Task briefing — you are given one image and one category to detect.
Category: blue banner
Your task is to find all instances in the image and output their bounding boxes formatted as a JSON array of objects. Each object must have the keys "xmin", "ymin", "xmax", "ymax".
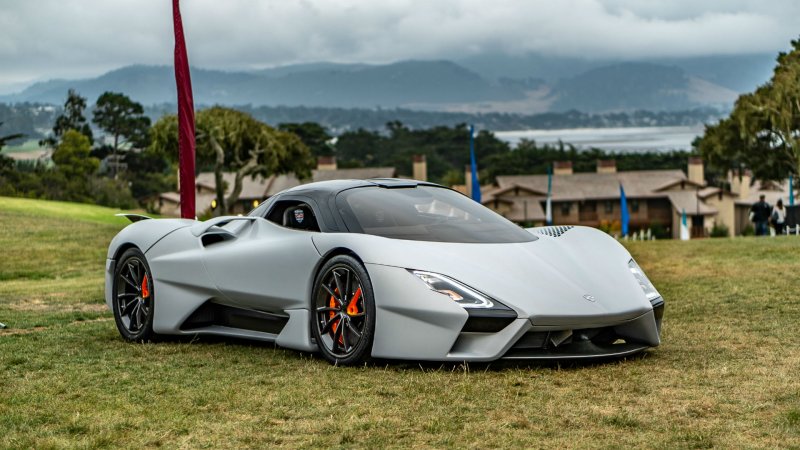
[
  {"xmin": 620, "ymin": 184, "xmax": 629, "ymax": 236},
  {"xmin": 469, "ymin": 125, "xmax": 481, "ymax": 202}
]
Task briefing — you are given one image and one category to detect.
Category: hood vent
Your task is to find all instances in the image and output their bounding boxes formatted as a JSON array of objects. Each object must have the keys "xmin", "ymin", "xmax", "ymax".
[{"xmin": 532, "ymin": 226, "xmax": 574, "ymax": 238}]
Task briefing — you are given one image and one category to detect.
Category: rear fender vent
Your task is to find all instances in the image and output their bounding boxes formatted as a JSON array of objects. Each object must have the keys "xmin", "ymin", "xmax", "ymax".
[{"xmin": 532, "ymin": 226, "xmax": 574, "ymax": 238}]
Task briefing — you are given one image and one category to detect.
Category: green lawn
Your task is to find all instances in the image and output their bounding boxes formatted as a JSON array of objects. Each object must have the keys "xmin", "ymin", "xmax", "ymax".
[{"xmin": 1, "ymin": 197, "xmax": 799, "ymax": 448}]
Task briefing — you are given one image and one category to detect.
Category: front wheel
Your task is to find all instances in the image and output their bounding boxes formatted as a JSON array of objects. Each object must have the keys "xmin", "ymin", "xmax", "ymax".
[
  {"xmin": 112, "ymin": 248, "xmax": 156, "ymax": 342},
  {"xmin": 311, "ymin": 255, "xmax": 375, "ymax": 365}
]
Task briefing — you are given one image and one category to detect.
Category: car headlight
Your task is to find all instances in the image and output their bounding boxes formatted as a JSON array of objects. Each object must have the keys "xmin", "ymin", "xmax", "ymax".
[
  {"xmin": 410, "ymin": 270, "xmax": 494, "ymax": 308},
  {"xmin": 628, "ymin": 259, "xmax": 660, "ymax": 301}
]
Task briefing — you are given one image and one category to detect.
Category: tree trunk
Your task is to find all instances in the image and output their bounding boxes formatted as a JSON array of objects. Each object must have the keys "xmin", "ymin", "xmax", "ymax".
[
  {"xmin": 225, "ymin": 146, "xmax": 264, "ymax": 214},
  {"xmin": 112, "ymin": 133, "xmax": 119, "ymax": 180},
  {"xmin": 209, "ymin": 135, "xmax": 226, "ymax": 217}
]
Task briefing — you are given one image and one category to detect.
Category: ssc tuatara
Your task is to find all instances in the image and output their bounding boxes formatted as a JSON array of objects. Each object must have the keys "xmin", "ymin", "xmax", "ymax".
[{"xmin": 106, "ymin": 179, "xmax": 664, "ymax": 365}]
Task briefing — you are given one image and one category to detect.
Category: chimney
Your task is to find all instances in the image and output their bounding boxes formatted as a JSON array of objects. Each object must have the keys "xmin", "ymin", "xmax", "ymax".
[
  {"xmin": 554, "ymin": 161, "xmax": 573, "ymax": 175},
  {"xmin": 412, "ymin": 154, "xmax": 427, "ymax": 181},
  {"xmin": 465, "ymin": 165, "xmax": 472, "ymax": 198},
  {"xmin": 729, "ymin": 169, "xmax": 752, "ymax": 199},
  {"xmin": 688, "ymin": 156, "xmax": 704, "ymax": 185},
  {"xmin": 597, "ymin": 159, "xmax": 616, "ymax": 174},
  {"xmin": 317, "ymin": 156, "xmax": 337, "ymax": 171}
]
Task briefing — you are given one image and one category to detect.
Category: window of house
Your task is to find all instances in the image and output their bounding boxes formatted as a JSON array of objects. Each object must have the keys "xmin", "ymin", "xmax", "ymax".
[
  {"xmin": 560, "ymin": 202, "xmax": 571, "ymax": 216},
  {"xmin": 604, "ymin": 201, "xmax": 614, "ymax": 213},
  {"xmin": 631, "ymin": 200, "xmax": 640, "ymax": 213}
]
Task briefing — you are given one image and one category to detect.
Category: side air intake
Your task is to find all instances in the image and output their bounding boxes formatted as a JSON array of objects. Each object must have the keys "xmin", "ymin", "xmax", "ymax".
[{"xmin": 532, "ymin": 226, "xmax": 574, "ymax": 238}]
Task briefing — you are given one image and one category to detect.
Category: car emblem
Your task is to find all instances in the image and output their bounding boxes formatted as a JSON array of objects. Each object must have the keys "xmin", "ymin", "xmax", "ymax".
[
  {"xmin": 583, "ymin": 294, "xmax": 596, "ymax": 302},
  {"xmin": 294, "ymin": 209, "xmax": 304, "ymax": 223}
]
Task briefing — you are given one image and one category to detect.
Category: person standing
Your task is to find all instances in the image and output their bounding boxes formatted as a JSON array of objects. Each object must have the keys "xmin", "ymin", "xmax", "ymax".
[
  {"xmin": 750, "ymin": 195, "xmax": 771, "ymax": 236},
  {"xmin": 772, "ymin": 198, "xmax": 787, "ymax": 235}
]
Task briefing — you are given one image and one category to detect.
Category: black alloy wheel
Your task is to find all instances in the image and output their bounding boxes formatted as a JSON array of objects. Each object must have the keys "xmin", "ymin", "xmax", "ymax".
[
  {"xmin": 113, "ymin": 248, "xmax": 156, "ymax": 342},
  {"xmin": 311, "ymin": 255, "xmax": 375, "ymax": 365}
]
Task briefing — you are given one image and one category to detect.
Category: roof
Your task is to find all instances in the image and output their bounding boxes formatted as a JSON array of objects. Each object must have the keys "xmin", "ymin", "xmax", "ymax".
[
  {"xmin": 735, "ymin": 179, "xmax": 798, "ymax": 206},
  {"xmin": 164, "ymin": 172, "xmax": 303, "ymax": 204},
  {"xmin": 482, "ymin": 184, "xmax": 547, "ymax": 203},
  {"xmin": 697, "ymin": 186, "xmax": 721, "ymax": 198},
  {"xmin": 493, "ymin": 170, "xmax": 688, "ymax": 201},
  {"xmin": 665, "ymin": 191, "xmax": 718, "ymax": 215},
  {"xmin": 267, "ymin": 174, "xmax": 302, "ymax": 196},
  {"xmin": 484, "ymin": 195, "xmax": 546, "ymax": 222},
  {"xmin": 312, "ymin": 167, "xmax": 396, "ymax": 183}
]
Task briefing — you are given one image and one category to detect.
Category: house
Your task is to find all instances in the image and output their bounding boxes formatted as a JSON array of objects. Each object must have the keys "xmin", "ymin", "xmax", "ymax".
[
  {"xmin": 482, "ymin": 158, "xmax": 707, "ymax": 238},
  {"xmin": 156, "ymin": 156, "xmax": 397, "ymax": 217},
  {"xmin": 158, "ymin": 172, "xmax": 302, "ymax": 217},
  {"xmin": 481, "ymin": 157, "xmax": 797, "ymax": 238}
]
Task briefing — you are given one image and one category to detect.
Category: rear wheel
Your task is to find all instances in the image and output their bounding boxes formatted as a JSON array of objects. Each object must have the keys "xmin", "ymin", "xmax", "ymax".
[
  {"xmin": 311, "ymin": 255, "xmax": 375, "ymax": 365},
  {"xmin": 113, "ymin": 248, "xmax": 156, "ymax": 342}
]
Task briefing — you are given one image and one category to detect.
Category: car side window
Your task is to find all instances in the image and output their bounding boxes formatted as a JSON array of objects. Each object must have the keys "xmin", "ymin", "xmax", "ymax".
[{"xmin": 266, "ymin": 201, "xmax": 321, "ymax": 232}]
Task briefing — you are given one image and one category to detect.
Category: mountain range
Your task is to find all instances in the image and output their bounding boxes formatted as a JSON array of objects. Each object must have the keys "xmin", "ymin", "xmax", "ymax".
[{"xmin": 1, "ymin": 53, "xmax": 777, "ymax": 114}]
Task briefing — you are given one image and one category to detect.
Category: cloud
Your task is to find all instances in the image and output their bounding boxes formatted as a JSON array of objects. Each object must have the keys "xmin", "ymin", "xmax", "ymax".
[{"xmin": 0, "ymin": 0, "xmax": 797, "ymax": 91}]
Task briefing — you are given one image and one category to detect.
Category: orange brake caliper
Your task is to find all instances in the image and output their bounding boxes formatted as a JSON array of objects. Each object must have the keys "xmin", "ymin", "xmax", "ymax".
[
  {"xmin": 329, "ymin": 287, "xmax": 362, "ymax": 345},
  {"xmin": 141, "ymin": 274, "xmax": 150, "ymax": 298},
  {"xmin": 329, "ymin": 289, "xmax": 340, "ymax": 341},
  {"xmin": 347, "ymin": 288, "xmax": 362, "ymax": 316}
]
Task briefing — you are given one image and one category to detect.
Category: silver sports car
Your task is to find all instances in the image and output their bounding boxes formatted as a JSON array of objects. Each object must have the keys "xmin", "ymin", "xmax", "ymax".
[{"xmin": 106, "ymin": 179, "xmax": 664, "ymax": 365}]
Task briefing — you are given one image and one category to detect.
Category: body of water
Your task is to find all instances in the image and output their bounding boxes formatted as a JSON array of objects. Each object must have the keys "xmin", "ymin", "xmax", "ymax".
[{"xmin": 494, "ymin": 126, "xmax": 704, "ymax": 152}]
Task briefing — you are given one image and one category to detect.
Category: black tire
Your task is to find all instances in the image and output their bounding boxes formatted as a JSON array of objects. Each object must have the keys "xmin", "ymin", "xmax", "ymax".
[
  {"xmin": 112, "ymin": 248, "xmax": 157, "ymax": 342},
  {"xmin": 311, "ymin": 255, "xmax": 375, "ymax": 365}
]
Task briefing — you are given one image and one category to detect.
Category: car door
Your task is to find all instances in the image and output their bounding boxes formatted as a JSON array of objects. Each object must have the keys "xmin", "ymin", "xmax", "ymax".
[{"xmin": 200, "ymin": 216, "xmax": 322, "ymax": 313}]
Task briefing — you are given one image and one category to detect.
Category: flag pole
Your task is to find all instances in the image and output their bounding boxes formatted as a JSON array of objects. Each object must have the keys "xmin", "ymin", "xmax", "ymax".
[
  {"xmin": 619, "ymin": 183, "xmax": 629, "ymax": 237},
  {"xmin": 469, "ymin": 125, "xmax": 481, "ymax": 202},
  {"xmin": 173, "ymin": 0, "xmax": 196, "ymax": 219},
  {"xmin": 545, "ymin": 165, "xmax": 552, "ymax": 226}
]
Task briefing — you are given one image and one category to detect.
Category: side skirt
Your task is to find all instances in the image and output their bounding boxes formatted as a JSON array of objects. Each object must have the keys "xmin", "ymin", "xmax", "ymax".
[
  {"xmin": 181, "ymin": 301, "xmax": 289, "ymax": 335},
  {"xmin": 182, "ymin": 325, "xmax": 280, "ymax": 343}
]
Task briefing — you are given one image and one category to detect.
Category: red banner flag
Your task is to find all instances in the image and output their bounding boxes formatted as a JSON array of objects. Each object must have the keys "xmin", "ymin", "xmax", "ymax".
[{"xmin": 172, "ymin": 0, "xmax": 196, "ymax": 219}]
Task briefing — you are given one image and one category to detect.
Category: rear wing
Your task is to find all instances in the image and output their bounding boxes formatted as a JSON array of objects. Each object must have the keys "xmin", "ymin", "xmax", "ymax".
[{"xmin": 115, "ymin": 213, "xmax": 152, "ymax": 223}]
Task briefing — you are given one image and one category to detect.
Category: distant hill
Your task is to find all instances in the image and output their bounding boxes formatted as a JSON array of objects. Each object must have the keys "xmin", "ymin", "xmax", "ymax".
[
  {"xmin": 1, "ymin": 54, "xmax": 770, "ymax": 113},
  {"xmin": 3, "ymin": 61, "xmax": 523, "ymax": 109},
  {"xmin": 548, "ymin": 62, "xmax": 737, "ymax": 112},
  {"xmin": 457, "ymin": 52, "xmax": 777, "ymax": 92}
]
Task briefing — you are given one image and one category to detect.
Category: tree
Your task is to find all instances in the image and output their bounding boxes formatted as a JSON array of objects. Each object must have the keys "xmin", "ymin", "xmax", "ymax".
[
  {"xmin": 150, "ymin": 107, "xmax": 314, "ymax": 215},
  {"xmin": 278, "ymin": 122, "xmax": 333, "ymax": 157},
  {"xmin": 50, "ymin": 130, "xmax": 100, "ymax": 202},
  {"xmin": 696, "ymin": 38, "xmax": 800, "ymax": 186},
  {"xmin": 43, "ymin": 89, "xmax": 93, "ymax": 147},
  {"xmin": 333, "ymin": 122, "xmax": 511, "ymax": 183},
  {"xmin": 93, "ymin": 92, "xmax": 151, "ymax": 178}
]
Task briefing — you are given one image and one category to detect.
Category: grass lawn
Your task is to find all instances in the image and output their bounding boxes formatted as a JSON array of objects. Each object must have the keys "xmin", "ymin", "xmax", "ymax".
[{"xmin": 1, "ymin": 197, "xmax": 799, "ymax": 448}]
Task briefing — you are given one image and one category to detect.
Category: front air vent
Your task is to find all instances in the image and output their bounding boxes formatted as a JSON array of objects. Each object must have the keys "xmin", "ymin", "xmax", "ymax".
[{"xmin": 532, "ymin": 226, "xmax": 574, "ymax": 238}]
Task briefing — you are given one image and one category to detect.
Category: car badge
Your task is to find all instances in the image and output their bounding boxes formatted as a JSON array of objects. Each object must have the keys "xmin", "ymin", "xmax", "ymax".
[
  {"xmin": 583, "ymin": 294, "xmax": 596, "ymax": 302},
  {"xmin": 294, "ymin": 209, "xmax": 304, "ymax": 223}
]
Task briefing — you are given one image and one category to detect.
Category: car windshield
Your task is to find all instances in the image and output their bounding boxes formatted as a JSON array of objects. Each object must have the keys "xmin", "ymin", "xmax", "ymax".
[{"xmin": 338, "ymin": 186, "xmax": 536, "ymax": 243}]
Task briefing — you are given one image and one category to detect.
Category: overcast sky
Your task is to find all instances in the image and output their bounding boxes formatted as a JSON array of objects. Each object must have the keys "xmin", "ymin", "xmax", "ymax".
[{"xmin": 0, "ymin": 0, "xmax": 798, "ymax": 93}]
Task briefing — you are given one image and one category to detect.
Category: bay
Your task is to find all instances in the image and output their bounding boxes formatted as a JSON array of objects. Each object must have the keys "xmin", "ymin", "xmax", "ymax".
[{"xmin": 494, "ymin": 126, "xmax": 704, "ymax": 152}]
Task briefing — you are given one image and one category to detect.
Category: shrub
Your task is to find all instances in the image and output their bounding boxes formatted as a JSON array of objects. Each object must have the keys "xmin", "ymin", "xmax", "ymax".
[
  {"xmin": 89, "ymin": 177, "xmax": 137, "ymax": 209},
  {"xmin": 649, "ymin": 221, "xmax": 671, "ymax": 239},
  {"xmin": 710, "ymin": 223, "xmax": 729, "ymax": 238}
]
